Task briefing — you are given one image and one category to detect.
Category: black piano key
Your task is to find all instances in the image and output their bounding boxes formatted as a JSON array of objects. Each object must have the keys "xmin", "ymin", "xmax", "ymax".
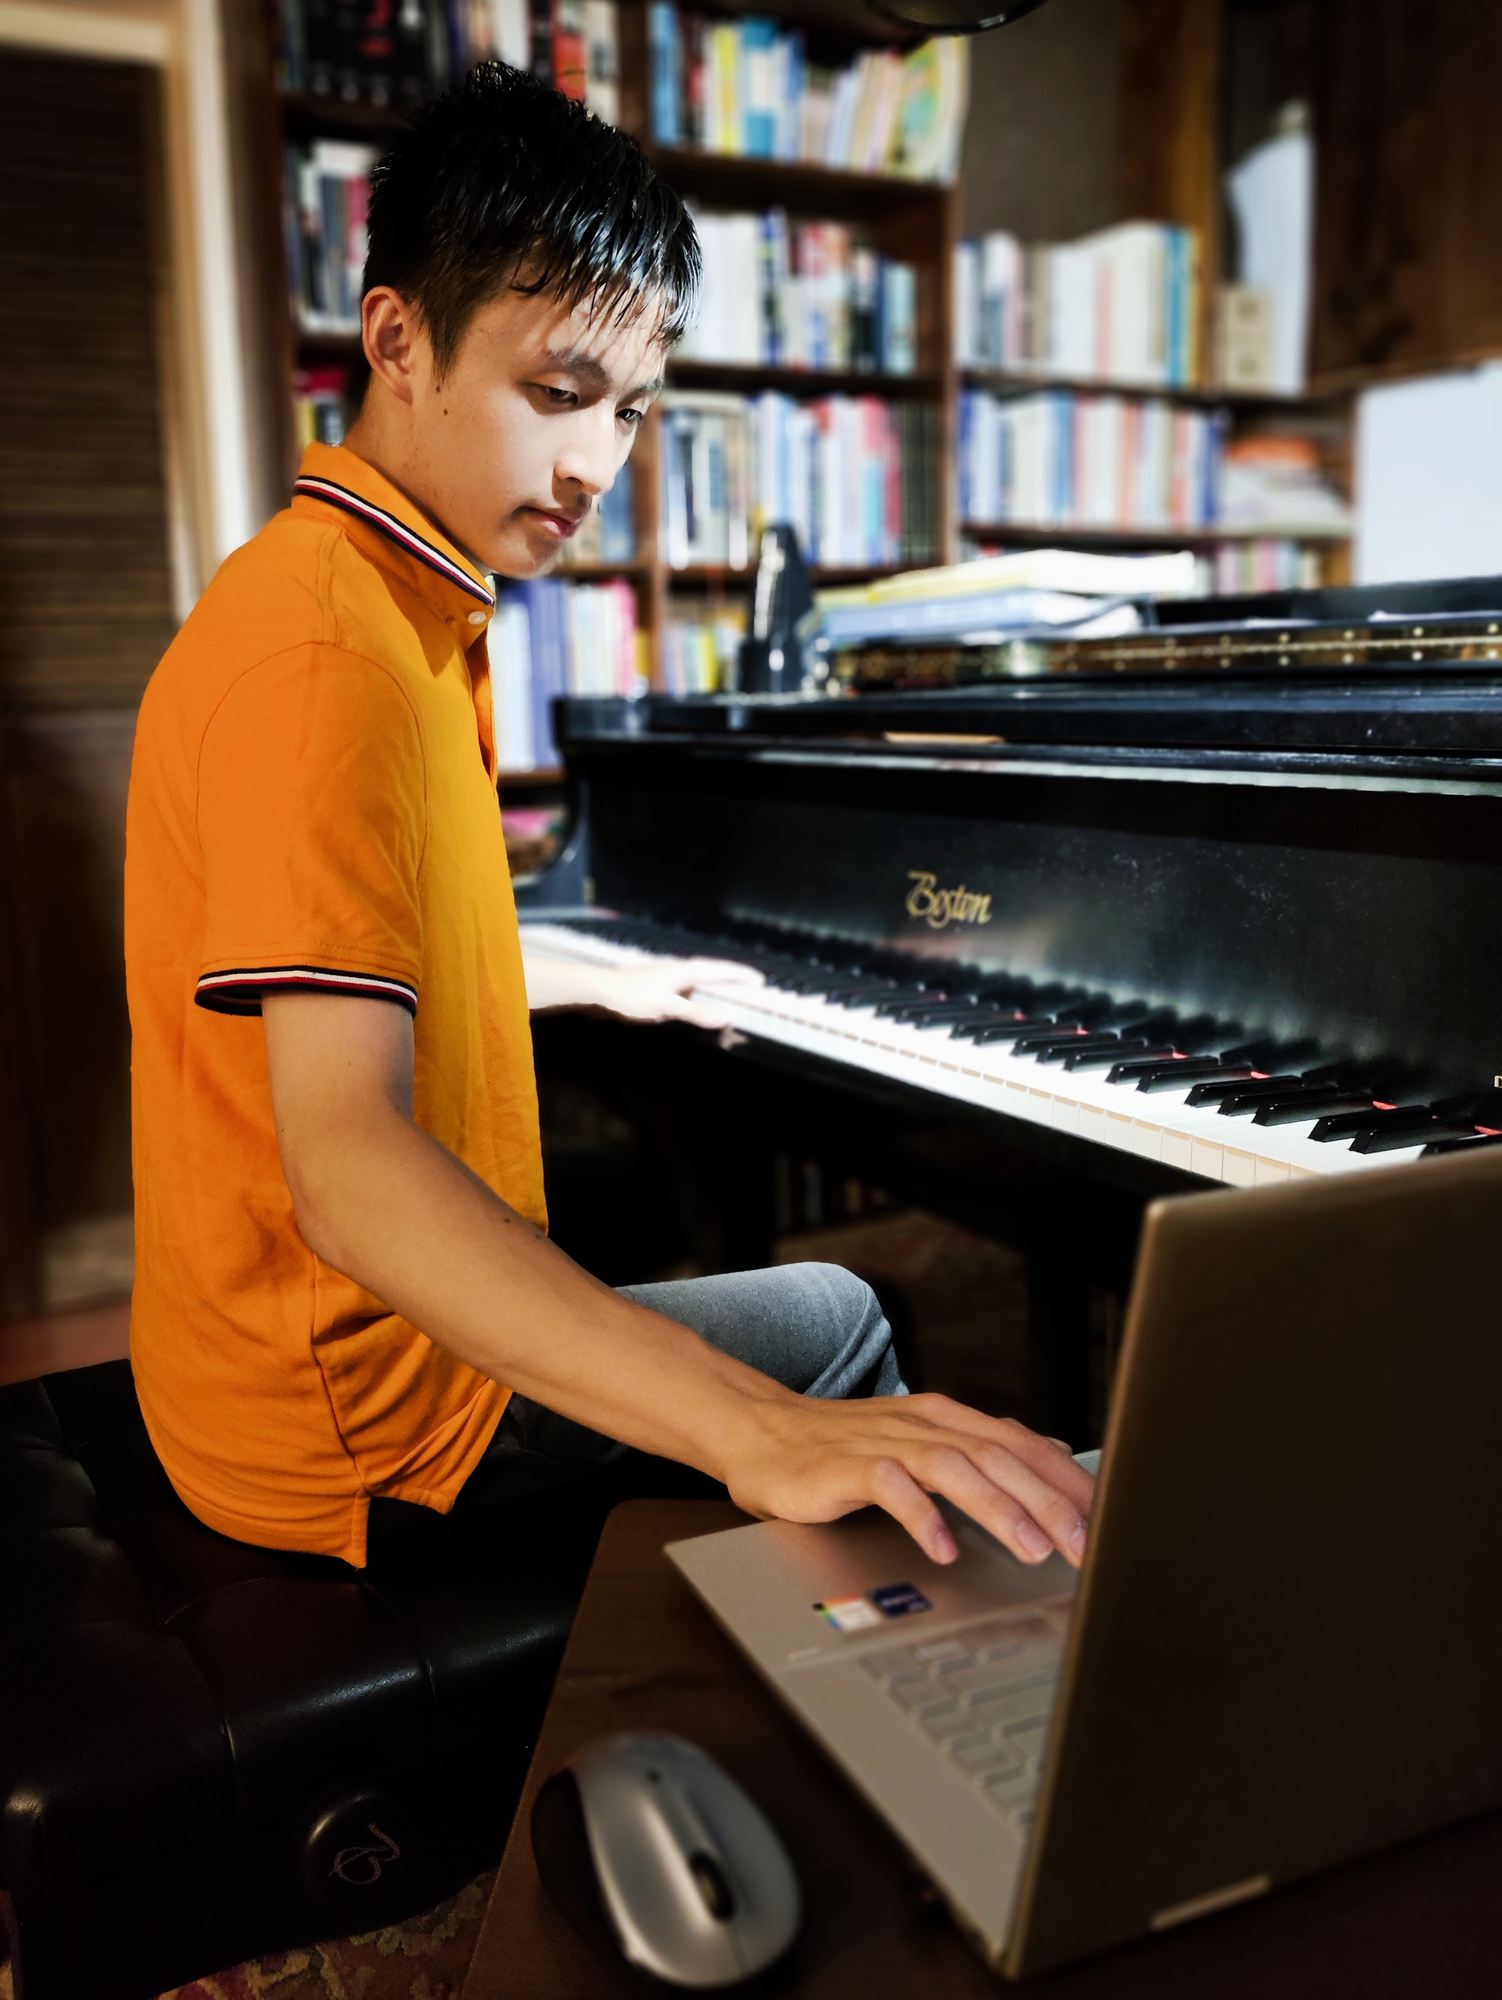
[
  {"xmin": 1349, "ymin": 1119, "xmax": 1471, "ymax": 1154},
  {"xmin": 1216, "ymin": 1078, "xmax": 1313, "ymax": 1116},
  {"xmin": 1309, "ymin": 1103, "xmax": 1433, "ymax": 1143},
  {"xmin": 892, "ymin": 995, "xmax": 991, "ymax": 1024},
  {"xmin": 1034, "ymin": 1031, "xmax": 1127, "ymax": 1064},
  {"xmin": 1186, "ymin": 1072, "xmax": 1294, "ymax": 1108},
  {"xmin": 1421, "ymin": 1130, "xmax": 1502, "ymax": 1156},
  {"xmin": 872, "ymin": 986, "xmax": 953, "ymax": 1017},
  {"xmin": 1063, "ymin": 1041, "xmax": 1179, "ymax": 1073},
  {"xmin": 1121, "ymin": 1058, "xmax": 1248, "ymax": 1091},
  {"xmin": 906, "ymin": 1003, "xmax": 1002, "ymax": 1029},
  {"xmin": 1252, "ymin": 1091, "xmax": 1381, "ymax": 1127},
  {"xmin": 821, "ymin": 978, "xmax": 903, "ymax": 1005}
]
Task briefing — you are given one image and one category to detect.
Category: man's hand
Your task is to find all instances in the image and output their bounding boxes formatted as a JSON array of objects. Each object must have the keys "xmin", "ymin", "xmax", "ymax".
[
  {"xmin": 521, "ymin": 950, "xmax": 763, "ymax": 1030},
  {"xmin": 718, "ymin": 1393, "xmax": 1094, "ymax": 1568},
  {"xmin": 261, "ymin": 989, "xmax": 1094, "ymax": 1569}
]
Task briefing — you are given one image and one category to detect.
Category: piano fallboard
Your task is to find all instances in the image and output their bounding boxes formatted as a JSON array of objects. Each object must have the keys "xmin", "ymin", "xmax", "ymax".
[{"xmin": 520, "ymin": 724, "xmax": 1502, "ymax": 1105}]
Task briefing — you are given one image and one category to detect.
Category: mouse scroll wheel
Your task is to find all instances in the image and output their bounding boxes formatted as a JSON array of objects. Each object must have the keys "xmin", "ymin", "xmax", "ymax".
[{"xmin": 688, "ymin": 1851, "xmax": 737, "ymax": 1921}]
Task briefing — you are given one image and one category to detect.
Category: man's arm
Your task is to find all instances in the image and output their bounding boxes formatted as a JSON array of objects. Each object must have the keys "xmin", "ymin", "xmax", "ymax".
[
  {"xmin": 521, "ymin": 946, "xmax": 763, "ymax": 1030},
  {"xmin": 262, "ymin": 991, "xmax": 1095, "ymax": 1568}
]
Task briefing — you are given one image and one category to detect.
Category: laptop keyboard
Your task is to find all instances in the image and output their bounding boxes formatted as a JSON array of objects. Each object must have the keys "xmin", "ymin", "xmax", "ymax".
[{"xmin": 858, "ymin": 1611, "xmax": 1067, "ymax": 1830}]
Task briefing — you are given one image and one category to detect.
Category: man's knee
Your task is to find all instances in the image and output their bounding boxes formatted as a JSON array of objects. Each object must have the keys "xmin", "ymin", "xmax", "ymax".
[{"xmin": 792, "ymin": 1261, "xmax": 884, "ymax": 1337}]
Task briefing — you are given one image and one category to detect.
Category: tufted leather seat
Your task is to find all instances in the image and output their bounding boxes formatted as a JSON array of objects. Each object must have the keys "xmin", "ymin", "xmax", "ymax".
[{"xmin": 0, "ymin": 1358, "xmax": 629, "ymax": 2000}]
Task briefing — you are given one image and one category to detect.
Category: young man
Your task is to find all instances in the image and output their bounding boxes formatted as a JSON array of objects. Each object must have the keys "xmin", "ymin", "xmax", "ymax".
[{"xmin": 125, "ymin": 65, "xmax": 1093, "ymax": 1576}]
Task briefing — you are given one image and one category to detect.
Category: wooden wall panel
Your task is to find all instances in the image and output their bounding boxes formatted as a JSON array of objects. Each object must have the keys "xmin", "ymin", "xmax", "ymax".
[
  {"xmin": 0, "ymin": 49, "xmax": 176, "ymax": 710},
  {"xmin": 0, "ymin": 49, "xmax": 173, "ymax": 1312},
  {"xmin": 1312, "ymin": 0, "xmax": 1502, "ymax": 387}
]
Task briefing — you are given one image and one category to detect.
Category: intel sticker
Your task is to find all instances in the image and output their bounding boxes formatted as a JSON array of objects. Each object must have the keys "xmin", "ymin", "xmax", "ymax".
[
  {"xmin": 869, "ymin": 1582, "xmax": 933, "ymax": 1619},
  {"xmin": 815, "ymin": 1595, "xmax": 883, "ymax": 1633}
]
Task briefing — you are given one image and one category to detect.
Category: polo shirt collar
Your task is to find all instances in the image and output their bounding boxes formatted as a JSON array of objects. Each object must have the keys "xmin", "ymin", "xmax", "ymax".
[{"xmin": 292, "ymin": 442, "xmax": 496, "ymax": 625}]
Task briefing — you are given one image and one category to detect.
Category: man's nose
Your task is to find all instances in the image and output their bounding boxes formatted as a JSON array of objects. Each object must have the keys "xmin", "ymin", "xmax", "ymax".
[{"xmin": 555, "ymin": 409, "xmax": 620, "ymax": 498}]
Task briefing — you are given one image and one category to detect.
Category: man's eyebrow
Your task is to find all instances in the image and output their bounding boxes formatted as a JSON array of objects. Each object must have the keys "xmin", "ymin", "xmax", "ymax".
[{"xmin": 537, "ymin": 348, "xmax": 664, "ymax": 399}]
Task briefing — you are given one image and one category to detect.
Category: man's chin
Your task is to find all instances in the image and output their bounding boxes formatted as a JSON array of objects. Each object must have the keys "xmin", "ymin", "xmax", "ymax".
[{"xmin": 488, "ymin": 534, "xmax": 564, "ymax": 582}]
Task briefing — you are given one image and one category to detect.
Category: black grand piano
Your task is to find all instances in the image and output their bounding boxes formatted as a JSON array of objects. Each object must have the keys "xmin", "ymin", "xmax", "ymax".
[{"xmin": 515, "ymin": 575, "xmax": 1502, "ymax": 1443}]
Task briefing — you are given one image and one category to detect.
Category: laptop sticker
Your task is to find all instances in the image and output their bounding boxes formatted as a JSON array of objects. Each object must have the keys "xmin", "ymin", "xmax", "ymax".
[
  {"xmin": 815, "ymin": 1595, "xmax": 883, "ymax": 1632},
  {"xmin": 869, "ymin": 1582, "xmax": 934, "ymax": 1619},
  {"xmin": 814, "ymin": 1583, "xmax": 935, "ymax": 1631}
]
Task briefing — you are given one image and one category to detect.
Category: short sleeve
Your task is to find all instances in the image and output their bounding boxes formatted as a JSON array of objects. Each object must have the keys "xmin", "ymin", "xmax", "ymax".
[{"xmin": 194, "ymin": 647, "xmax": 426, "ymax": 1017}]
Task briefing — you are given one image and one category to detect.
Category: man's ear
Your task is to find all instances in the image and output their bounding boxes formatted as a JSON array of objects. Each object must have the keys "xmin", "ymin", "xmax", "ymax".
[{"xmin": 361, "ymin": 287, "xmax": 425, "ymax": 406}]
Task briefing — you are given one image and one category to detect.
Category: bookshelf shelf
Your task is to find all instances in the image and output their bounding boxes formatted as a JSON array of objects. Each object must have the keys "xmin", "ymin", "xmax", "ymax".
[
  {"xmin": 668, "ymin": 360, "xmax": 940, "ymax": 400},
  {"xmin": 644, "ymin": 145, "xmax": 952, "ymax": 220},
  {"xmin": 960, "ymin": 370, "xmax": 1352, "ymax": 413},
  {"xmin": 499, "ymin": 767, "xmax": 565, "ymax": 788},
  {"xmin": 961, "ymin": 521, "xmax": 1353, "ymax": 548},
  {"xmin": 668, "ymin": 563, "xmax": 912, "ymax": 587},
  {"xmin": 279, "ymin": 88, "xmax": 410, "ymax": 137}
]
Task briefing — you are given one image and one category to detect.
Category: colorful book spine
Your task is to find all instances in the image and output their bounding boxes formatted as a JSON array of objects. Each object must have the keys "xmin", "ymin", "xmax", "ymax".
[
  {"xmin": 643, "ymin": 8, "xmax": 967, "ymax": 180},
  {"xmin": 958, "ymin": 389, "xmax": 1225, "ymax": 531}
]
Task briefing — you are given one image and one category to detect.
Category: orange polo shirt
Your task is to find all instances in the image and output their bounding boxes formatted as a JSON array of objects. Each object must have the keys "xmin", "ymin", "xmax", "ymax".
[{"xmin": 125, "ymin": 442, "xmax": 545, "ymax": 1566}]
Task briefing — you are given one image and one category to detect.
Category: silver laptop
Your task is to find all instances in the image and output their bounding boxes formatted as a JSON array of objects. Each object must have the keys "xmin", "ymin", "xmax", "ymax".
[{"xmin": 668, "ymin": 1147, "xmax": 1502, "ymax": 1977}]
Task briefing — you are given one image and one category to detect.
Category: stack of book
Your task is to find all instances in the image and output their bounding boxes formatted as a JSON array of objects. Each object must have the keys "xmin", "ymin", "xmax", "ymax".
[
  {"xmin": 680, "ymin": 210, "xmax": 917, "ymax": 373},
  {"xmin": 294, "ymin": 365, "xmax": 351, "ymax": 447},
  {"xmin": 958, "ymin": 390, "xmax": 1224, "ymax": 532},
  {"xmin": 662, "ymin": 602, "xmax": 748, "ymax": 696},
  {"xmin": 492, "ymin": 576, "xmax": 642, "ymax": 769},
  {"xmin": 277, "ymin": 0, "xmax": 447, "ymax": 106},
  {"xmin": 648, "ymin": 8, "xmax": 967, "ymax": 181},
  {"xmin": 285, "ymin": 140, "xmax": 377, "ymax": 334},
  {"xmin": 554, "ymin": 463, "xmax": 636, "ymax": 567},
  {"xmin": 662, "ymin": 391, "xmax": 938, "ymax": 572},
  {"xmin": 1210, "ymin": 541, "xmax": 1325, "ymax": 595},
  {"xmin": 276, "ymin": 0, "xmax": 622, "ymax": 116},
  {"xmin": 954, "ymin": 224, "xmax": 1202, "ymax": 388}
]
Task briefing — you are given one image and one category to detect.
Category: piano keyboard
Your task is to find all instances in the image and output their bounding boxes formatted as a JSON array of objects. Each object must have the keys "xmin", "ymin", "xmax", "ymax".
[{"xmin": 520, "ymin": 916, "xmax": 1502, "ymax": 1190}]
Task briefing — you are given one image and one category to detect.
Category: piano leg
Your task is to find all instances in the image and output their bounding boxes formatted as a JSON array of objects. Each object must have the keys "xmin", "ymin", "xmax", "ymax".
[{"xmin": 1023, "ymin": 1213, "xmax": 1094, "ymax": 1446}]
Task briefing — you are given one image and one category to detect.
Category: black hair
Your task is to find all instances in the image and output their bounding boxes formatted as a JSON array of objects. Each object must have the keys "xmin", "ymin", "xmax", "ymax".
[{"xmin": 362, "ymin": 62, "xmax": 700, "ymax": 379}]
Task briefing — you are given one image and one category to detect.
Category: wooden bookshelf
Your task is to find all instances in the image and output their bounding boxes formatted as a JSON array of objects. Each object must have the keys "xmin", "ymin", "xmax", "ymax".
[{"xmin": 259, "ymin": 0, "xmax": 1360, "ymax": 689}]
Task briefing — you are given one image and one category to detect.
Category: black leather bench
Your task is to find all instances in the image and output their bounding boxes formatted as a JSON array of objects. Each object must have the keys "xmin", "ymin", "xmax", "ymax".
[{"xmin": 0, "ymin": 1358, "xmax": 633, "ymax": 1999}]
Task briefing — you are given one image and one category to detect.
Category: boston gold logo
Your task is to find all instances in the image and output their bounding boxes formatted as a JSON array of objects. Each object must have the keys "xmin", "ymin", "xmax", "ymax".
[{"xmin": 906, "ymin": 870, "xmax": 993, "ymax": 930}]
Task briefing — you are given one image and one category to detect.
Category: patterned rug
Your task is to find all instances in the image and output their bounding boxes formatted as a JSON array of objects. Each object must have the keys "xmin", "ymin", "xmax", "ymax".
[{"xmin": 0, "ymin": 1868, "xmax": 495, "ymax": 2000}]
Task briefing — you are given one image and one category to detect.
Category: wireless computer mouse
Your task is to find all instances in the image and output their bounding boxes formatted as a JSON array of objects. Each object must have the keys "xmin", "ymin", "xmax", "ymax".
[{"xmin": 531, "ymin": 1731, "xmax": 801, "ymax": 1989}]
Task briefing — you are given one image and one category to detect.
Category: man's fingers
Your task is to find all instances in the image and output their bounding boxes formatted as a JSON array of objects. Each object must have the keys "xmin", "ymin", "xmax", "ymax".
[
  {"xmin": 868, "ymin": 1457, "xmax": 958, "ymax": 1564},
  {"xmin": 900, "ymin": 1442, "xmax": 1065, "ymax": 1566},
  {"xmin": 903, "ymin": 1396, "xmax": 1098, "ymax": 1515}
]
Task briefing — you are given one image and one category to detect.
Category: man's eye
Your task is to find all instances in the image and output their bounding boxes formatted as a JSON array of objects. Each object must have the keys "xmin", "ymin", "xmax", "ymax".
[
  {"xmin": 539, "ymin": 386, "xmax": 576, "ymax": 406},
  {"xmin": 619, "ymin": 407, "xmax": 646, "ymax": 427}
]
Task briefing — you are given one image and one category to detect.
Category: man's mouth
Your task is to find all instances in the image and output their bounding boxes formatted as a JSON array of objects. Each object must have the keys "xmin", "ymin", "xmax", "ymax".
[{"xmin": 525, "ymin": 507, "xmax": 583, "ymax": 540}]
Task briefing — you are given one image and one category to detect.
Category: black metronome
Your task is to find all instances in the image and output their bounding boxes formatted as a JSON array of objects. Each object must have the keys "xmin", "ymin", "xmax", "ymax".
[{"xmin": 737, "ymin": 526, "xmax": 816, "ymax": 695}]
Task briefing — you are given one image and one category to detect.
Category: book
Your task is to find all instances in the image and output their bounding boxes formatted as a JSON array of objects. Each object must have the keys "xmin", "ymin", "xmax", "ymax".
[
  {"xmin": 677, "ymin": 209, "xmax": 920, "ymax": 375},
  {"xmin": 958, "ymin": 388, "xmax": 1226, "ymax": 532},
  {"xmin": 817, "ymin": 587, "xmax": 1144, "ymax": 648},
  {"xmin": 287, "ymin": 140, "xmax": 378, "ymax": 333},
  {"xmin": 956, "ymin": 221, "xmax": 1201, "ymax": 388},
  {"xmin": 556, "ymin": 462, "xmax": 635, "ymax": 565},
  {"xmin": 649, "ymin": 2, "xmax": 683, "ymax": 144},
  {"xmin": 662, "ymin": 390, "xmax": 930, "ymax": 571},
  {"xmin": 582, "ymin": 0, "xmax": 619, "ymax": 122},
  {"xmin": 493, "ymin": 578, "xmax": 641, "ymax": 767},
  {"xmin": 645, "ymin": 10, "xmax": 968, "ymax": 182}
]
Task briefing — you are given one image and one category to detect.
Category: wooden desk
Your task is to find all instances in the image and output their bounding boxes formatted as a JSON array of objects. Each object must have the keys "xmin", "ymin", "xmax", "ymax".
[{"xmin": 463, "ymin": 1500, "xmax": 1502, "ymax": 1998}]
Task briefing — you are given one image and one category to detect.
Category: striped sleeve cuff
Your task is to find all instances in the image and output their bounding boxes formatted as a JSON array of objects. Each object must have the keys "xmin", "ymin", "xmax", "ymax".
[{"xmin": 195, "ymin": 966, "xmax": 418, "ymax": 1017}]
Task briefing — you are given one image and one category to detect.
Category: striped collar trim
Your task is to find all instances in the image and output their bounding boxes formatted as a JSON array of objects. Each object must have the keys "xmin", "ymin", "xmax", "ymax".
[{"xmin": 293, "ymin": 476, "xmax": 495, "ymax": 610}]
